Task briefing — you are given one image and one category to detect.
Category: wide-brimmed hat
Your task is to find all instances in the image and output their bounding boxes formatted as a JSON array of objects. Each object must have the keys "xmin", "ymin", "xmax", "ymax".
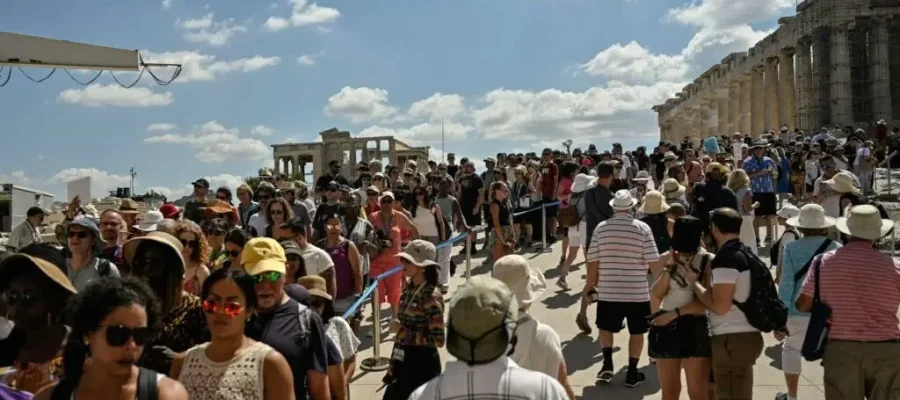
[
  {"xmin": 396, "ymin": 240, "xmax": 439, "ymax": 267},
  {"xmin": 206, "ymin": 200, "xmax": 233, "ymax": 215},
  {"xmin": 609, "ymin": 189, "xmax": 637, "ymax": 210},
  {"xmin": 0, "ymin": 253, "xmax": 77, "ymax": 295},
  {"xmin": 159, "ymin": 203, "xmax": 181, "ymax": 219},
  {"xmin": 661, "ymin": 178, "xmax": 686, "ymax": 199},
  {"xmin": 571, "ymin": 174, "xmax": 593, "ymax": 194},
  {"xmin": 122, "ymin": 231, "xmax": 185, "ymax": 275},
  {"xmin": 836, "ymin": 205, "xmax": 894, "ymax": 240},
  {"xmin": 663, "ymin": 152, "xmax": 677, "ymax": 161},
  {"xmin": 297, "ymin": 275, "xmax": 332, "ymax": 301},
  {"xmin": 135, "ymin": 210, "xmax": 164, "ymax": 232},
  {"xmin": 632, "ymin": 170, "xmax": 652, "ymax": 182},
  {"xmin": 118, "ymin": 198, "xmax": 141, "ymax": 214},
  {"xmin": 639, "ymin": 190, "xmax": 670, "ymax": 214},
  {"xmin": 241, "ymin": 237, "xmax": 287, "ymax": 276},
  {"xmin": 823, "ymin": 171, "xmax": 862, "ymax": 195},
  {"xmin": 68, "ymin": 217, "xmax": 104, "ymax": 253},
  {"xmin": 492, "ymin": 255, "xmax": 546, "ymax": 309},
  {"xmin": 447, "ymin": 276, "xmax": 518, "ymax": 365},
  {"xmin": 751, "ymin": 140, "xmax": 768, "ymax": 149},
  {"xmin": 776, "ymin": 204, "xmax": 801, "ymax": 220},
  {"xmin": 81, "ymin": 204, "xmax": 100, "ymax": 219},
  {"xmin": 786, "ymin": 204, "xmax": 835, "ymax": 229}
]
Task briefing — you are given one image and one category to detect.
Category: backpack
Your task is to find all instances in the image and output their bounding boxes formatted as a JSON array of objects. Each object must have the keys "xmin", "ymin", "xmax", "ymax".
[
  {"xmin": 640, "ymin": 214, "xmax": 671, "ymax": 254},
  {"xmin": 770, "ymin": 229, "xmax": 798, "ymax": 268},
  {"xmin": 97, "ymin": 258, "xmax": 113, "ymax": 277},
  {"xmin": 558, "ymin": 193, "xmax": 584, "ymax": 228},
  {"xmin": 294, "ymin": 303, "xmax": 313, "ymax": 350},
  {"xmin": 51, "ymin": 367, "xmax": 158, "ymax": 400},
  {"xmin": 732, "ymin": 244, "xmax": 788, "ymax": 333}
]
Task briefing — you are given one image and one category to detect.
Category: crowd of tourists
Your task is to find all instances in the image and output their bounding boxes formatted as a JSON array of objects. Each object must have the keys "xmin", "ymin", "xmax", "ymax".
[{"xmin": 1, "ymin": 124, "xmax": 899, "ymax": 400}]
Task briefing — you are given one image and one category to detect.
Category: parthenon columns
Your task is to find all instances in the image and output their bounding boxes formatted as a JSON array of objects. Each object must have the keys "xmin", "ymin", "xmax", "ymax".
[
  {"xmin": 752, "ymin": 68, "xmax": 766, "ymax": 135},
  {"xmin": 739, "ymin": 75, "xmax": 752, "ymax": 135},
  {"xmin": 717, "ymin": 93, "xmax": 728, "ymax": 134},
  {"xmin": 871, "ymin": 17, "xmax": 893, "ymax": 122},
  {"xmin": 779, "ymin": 48, "xmax": 797, "ymax": 129},
  {"xmin": 728, "ymin": 81, "xmax": 740, "ymax": 134},
  {"xmin": 764, "ymin": 57, "xmax": 780, "ymax": 131},
  {"xmin": 830, "ymin": 23, "xmax": 852, "ymax": 126},
  {"xmin": 796, "ymin": 38, "xmax": 813, "ymax": 130}
]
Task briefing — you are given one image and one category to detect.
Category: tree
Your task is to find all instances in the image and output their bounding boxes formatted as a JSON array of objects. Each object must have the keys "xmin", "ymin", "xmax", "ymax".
[{"xmin": 244, "ymin": 176, "xmax": 261, "ymax": 193}]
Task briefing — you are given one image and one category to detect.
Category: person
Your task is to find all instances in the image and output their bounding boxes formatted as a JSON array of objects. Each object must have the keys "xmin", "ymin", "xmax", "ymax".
[
  {"xmin": 578, "ymin": 162, "xmax": 615, "ymax": 334},
  {"xmin": 557, "ymin": 173, "xmax": 592, "ymax": 291},
  {"xmin": 184, "ymin": 178, "xmax": 210, "ymax": 224},
  {"xmin": 403, "ymin": 186, "xmax": 446, "ymax": 257},
  {"xmin": 341, "ymin": 192, "xmax": 378, "ymax": 308},
  {"xmin": 408, "ymin": 276, "xmax": 568, "ymax": 400},
  {"xmin": 0, "ymin": 245, "xmax": 76, "ymax": 394},
  {"xmin": 690, "ymin": 163, "xmax": 738, "ymax": 248},
  {"xmin": 34, "ymin": 277, "xmax": 188, "ymax": 400},
  {"xmin": 382, "ymin": 240, "xmax": 445, "ymax": 400},
  {"xmin": 727, "ymin": 169, "xmax": 758, "ymax": 254},
  {"xmin": 241, "ymin": 238, "xmax": 331, "ymax": 400},
  {"xmin": 236, "ymin": 184, "xmax": 259, "ymax": 229},
  {"xmin": 456, "ymin": 161, "xmax": 484, "ymax": 255},
  {"xmin": 173, "ymin": 268, "xmax": 294, "ymax": 400},
  {"xmin": 586, "ymin": 189, "xmax": 660, "ymax": 387},
  {"xmin": 648, "ymin": 217, "xmax": 712, "ymax": 400},
  {"xmin": 488, "ymin": 181, "xmax": 515, "ymax": 261},
  {"xmin": 492, "ymin": 255, "xmax": 575, "ymax": 399},
  {"xmin": 223, "ymin": 228, "xmax": 249, "ymax": 270},
  {"xmin": 688, "ymin": 208, "xmax": 763, "ymax": 400},
  {"xmin": 6, "ymin": 207, "xmax": 48, "ymax": 252},
  {"xmin": 65, "ymin": 217, "xmax": 120, "ymax": 291},
  {"xmin": 369, "ymin": 192, "xmax": 414, "ymax": 324},
  {"xmin": 775, "ymin": 204, "xmax": 840, "ymax": 400},
  {"xmin": 171, "ymin": 220, "xmax": 210, "ymax": 296},
  {"xmin": 313, "ymin": 182, "xmax": 346, "ymax": 241},
  {"xmin": 203, "ymin": 218, "xmax": 229, "ymax": 271},
  {"xmin": 772, "ymin": 205, "xmax": 801, "ymax": 284},
  {"xmin": 316, "ymin": 214, "xmax": 363, "ymax": 317},
  {"xmin": 124, "ymin": 232, "xmax": 209, "ymax": 375},
  {"xmin": 796, "ymin": 205, "xmax": 900, "ymax": 400},
  {"xmin": 97, "ymin": 210, "xmax": 127, "ymax": 271},
  {"xmin": 247, "ymin": 182, "xmax": 277, "ymax": 237},
  {"xmin": 283, "ymin": 218, "xmax": 337, "ymax": 298},
  {"xmin": 265, "ymin": 197, "xmax": 294, "ymax": 240},
  {"xmin": 298, "ymin": 275, "xmax": 359, "ymax": 400}
]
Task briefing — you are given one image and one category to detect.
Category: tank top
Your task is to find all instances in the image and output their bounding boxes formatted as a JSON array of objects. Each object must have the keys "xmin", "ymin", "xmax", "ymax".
[
  {"xmin": 326, "ymin": 240, "xmax": 355, "ymax": 299},
  {"xmin": 660, "ymin": 251, "xmax": 711, "ymax": 311},
  {"xmin": 735, "ymin": 188, "xmax": 753, "ymax": 216},
  {"xmin": 178, "ymin": 341, "xmax": 271, "ymax": 400},
  {"xmin": 486, "ymin": 199, "xmax": 511, "ymax": 228},
  {"xmin": 434, "ymin": 196, "xmax": 454, "ymax": 223},
  {"xmin": 412, "ymin": 206, "xmax": 439, "ymax": 237}
]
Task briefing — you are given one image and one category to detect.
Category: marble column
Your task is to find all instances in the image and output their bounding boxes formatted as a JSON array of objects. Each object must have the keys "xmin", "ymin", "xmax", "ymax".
[
  {"xmin": 705, "ymin": 98, "xmax": 717, "ymax": 137},
  {"xmin": 728, "ymin": 81, "xmax": 741, "ymax": 134},
  {"xmin": 273, "ymin": 158, "xmax": 280, "ymax": 175},
  {"xmin": 871, "ymin": 18, "xmax": 893, "ymax": 122},
  {"xmin": 830, "ymin": 24, "xmax": 852, "ymax": 126},
  {"xmin": 291, "ymin": 155, "xmax": 299, "ymax": 177},
  {"xmin": 751, "ymin": 66, "xmax": 765, "ymax": 136},
  {"xmin": 796, "ymin": 38, "xmax": 813, "ymax": 131},
  {"xmin": 779, "ymin": 48, "xmax": 797, "ymax": 130},
  {"xmin": 739, "ymin": 75, "xmax": 752, "ymax": 135},
  {"xmin": 717, "ymin": 94, "xmax": 729, "ymax": 134},
  {"xmin": 389, "ymin": 139, "xmax": 398, "ymax": 167},
  {"xmin": 765, "ymin": 57, "xmax": 780, "ymax": 131},
  {"xmin": 299, "ymin": 161, "xmax": 306, "ymax": 183}
]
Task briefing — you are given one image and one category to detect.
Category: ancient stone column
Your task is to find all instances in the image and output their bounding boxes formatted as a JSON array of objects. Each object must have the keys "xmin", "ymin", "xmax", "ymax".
[
  {"xmin": 796, "ymin": 38, "xmax": 813, "ymax": 131},
  {"xmin": 705, "ymin": 98, "xmax": 717, "ymax": 137},
  {"xmin": 291, "ymin": 155, "xmax": 299, "ymax": 177},
  {"xmin": 830, "ymin": 24, "xmax": 852, "ymax": 126},
  {"xmin": 739, "ymin": 74, "xmax": 752, "ymax": 135},
  {"xmin": 765, "ymin": 57, "xmax": 780, "ymax": 131},
  {"xmin": 779, "ymin": 48, "xmax": 797, "ymax": 130},
  {"xmin": 871, "ymin": 17, "xmax": 893, "ymax": 123},
  {"xmin": 299, "ymin": 161, "xmax": 306, "ymax": 183},
  {"xmin": 751, "ymin": 66, "xmax": 765, "ymax": 136},
  {"xmin": 717, "ymin": 93, "xmax": 729, "ymax": 134},
  {"xmin": 728, "ymin": 81, "xmax": 741, "ymax": 134},
  {"xmin": 273, "ymin": 158, "xmax": 280, "ymax": 175}
]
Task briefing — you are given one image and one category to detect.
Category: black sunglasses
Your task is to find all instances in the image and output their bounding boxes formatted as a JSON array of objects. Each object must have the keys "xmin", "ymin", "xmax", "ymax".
[
  {"xmin": 226, "ymin": 250, "xmax": 241, "ymax": 257},
  {"xmin": 68, "ymin": 231, "xmax": 90, "ymax": 239},
  {"xmin": 257, "ymin": 195, "xmax": 272, "ymax": 201},
  {"xmin": 104, "ymin": 325, "xmax": 154, "ymax": 347},
  {"xmin": 1, "ymin": 290, "xmax": 42, "ymax": 307},
  {"xmin": 179, "ymin": 239, "xmax": 199, "ymax": 248}
]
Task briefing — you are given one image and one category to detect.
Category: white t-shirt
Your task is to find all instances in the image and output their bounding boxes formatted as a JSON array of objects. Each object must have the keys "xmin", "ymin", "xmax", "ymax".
[
  {"xmin": 299, "ymin": 243, "xmax": 334, "ymax": 275},
  {"xmin": 709, "ymin": 266, "xmax": 757, "ymax": 335},
  {"xmin": 409, "ymin": 357, "xmax": 568, "ymax": 400},
  {"xmin": 813, "ymin": 178, "xmax": 842, "ymax": 218},
  {"xmin": 510, "ymin": 316, "xmax": 563, "ymax": 379},
  {"xmin": 326, "ymin": 317, "xmax": 360, "ymax": 362}
]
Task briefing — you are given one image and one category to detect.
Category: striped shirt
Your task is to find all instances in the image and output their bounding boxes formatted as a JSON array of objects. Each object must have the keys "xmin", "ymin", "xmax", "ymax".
[
  {"xmin": 408, "ymin": 357, "xmax": 568, "ymax": 400},
  {"xmin": 394, "ymin": 282, "xmax": 445, "ymax": 348},
  {"xmin": 587, "ymin": 213, "xmax": 660, "ymax": 302},
  {"xmin": 801, "ymin": 241, "xmax": 900, "ymax": 341}
]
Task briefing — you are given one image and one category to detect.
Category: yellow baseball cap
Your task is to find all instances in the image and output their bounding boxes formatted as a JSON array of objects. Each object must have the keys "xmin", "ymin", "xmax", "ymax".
[{"xmin": 241, "ymin": 237, "xmax": 287, "ymax": 276}]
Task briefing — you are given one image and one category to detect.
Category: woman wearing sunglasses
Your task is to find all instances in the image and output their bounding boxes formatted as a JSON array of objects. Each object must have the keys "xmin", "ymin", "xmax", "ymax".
[
  {"xmin": 647, "ymin": 217, "xmax": 713, "ymax": 400},
  {"xmin": 35, "ymin": 277, "xmax": 188, "ymax": 400},
  {"xmin": 0, "ymin": 245, "xmax": 75, "ymax": 395},
  {"xmin": 316, "ymin": 214, "xmax": 363, "ymax": 319},
  {"xmin": 202, "ymin": 218, "xmax": 230, "ymax": 272},
  {"xmin": 264, "ymin": 197, "xmax": 294, "ymax": 240},
  {"xmin": 173, "ymin": 268, "xmax": 294, "ymax": 400},
  {"xmin": 223, "ymin": 228, "xmax": 250, "ymax": 270},
  {"xmin": 172, "ymin": 220, "xmax": 210, "ymax": 296}
]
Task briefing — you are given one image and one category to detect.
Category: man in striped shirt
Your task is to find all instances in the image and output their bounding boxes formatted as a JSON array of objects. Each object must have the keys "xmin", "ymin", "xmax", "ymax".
[
  {"xmin": 586, "ymin": 189, "xmax": 661, "ymax": 387},
  {"xmin": 796, "ymin": 205, "xmax": 900, "ymax": 399}
]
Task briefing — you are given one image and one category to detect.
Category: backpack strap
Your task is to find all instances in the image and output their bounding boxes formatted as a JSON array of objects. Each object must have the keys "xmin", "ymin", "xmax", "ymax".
[
  {"xmin": 137, "ymin": 367, "xmax": 159, "ymax": 400},
  {"xmin": 295, "ymin": 303, "xmax": 312, "ymax": 348},
  {"xmin": 794, "ymin": 239, "xmax": 832, "ymax": 283},
  {"xmin": 50, "ymin": 378, "xmax": 77, "ymax": 400},
  {"xmin": 97, "ymin": 258, "xmax": 112, "ymax": 277},
  {"xmin": 812, "ymin": 254, "xmax": 825, "ymax": 305}
]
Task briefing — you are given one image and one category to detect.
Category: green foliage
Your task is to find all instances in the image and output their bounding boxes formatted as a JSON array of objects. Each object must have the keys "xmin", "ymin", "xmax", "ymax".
[{"xmin": 244, "ymin": 176, "xmax": 261, "ymax": 193}]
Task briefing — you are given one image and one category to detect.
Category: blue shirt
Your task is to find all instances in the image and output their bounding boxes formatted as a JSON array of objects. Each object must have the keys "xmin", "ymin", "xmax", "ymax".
[
  {"xmin": 742, "ymin": 156, "xmax": 777, "ymax": 193},
  {"xmin": 778, "ymin": 236, "xmax": 842, "ymax": 316}
]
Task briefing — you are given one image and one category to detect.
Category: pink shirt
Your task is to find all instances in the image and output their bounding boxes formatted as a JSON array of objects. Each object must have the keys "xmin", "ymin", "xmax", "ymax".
[
  {"xmin": 801, "ymin": 241, "xmax": 900, "ymax": 341},
  {"xmin": 558, "ymin": 177, "xmax": 573, "ymax": 207}
]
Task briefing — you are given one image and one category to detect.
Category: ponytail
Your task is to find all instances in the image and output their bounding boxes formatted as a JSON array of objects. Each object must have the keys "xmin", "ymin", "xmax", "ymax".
[{"xmin": 61, "ymin": 336, "xmax": 88, "ymax": 382}]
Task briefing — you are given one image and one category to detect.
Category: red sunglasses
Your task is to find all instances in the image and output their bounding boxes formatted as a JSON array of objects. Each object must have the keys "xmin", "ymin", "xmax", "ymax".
[{"xmin": 202, "ymin": 299, "xmax": 245, "ymax": 318}]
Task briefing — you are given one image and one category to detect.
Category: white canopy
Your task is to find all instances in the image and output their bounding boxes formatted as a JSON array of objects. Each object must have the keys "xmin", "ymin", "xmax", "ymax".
[{"xmin": 0, "ymin": 32, "xmax": 139, "ymax": 71}]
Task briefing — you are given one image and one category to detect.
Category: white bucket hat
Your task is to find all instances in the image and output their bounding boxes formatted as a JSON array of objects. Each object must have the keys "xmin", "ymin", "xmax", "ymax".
[
  {"xmin": 609, "ymin": 189, "xmax": 637, "ymax": 210},
  {"xmin": 639, "ymin": 190, "xmax": 670, "ymax": 215},
  {"xmin": 661, "ymin": 178, "xmax": 686, "ymax": 200},
  {"xmin": 632, "ymin": 170, "xmax": 651, "ymax": 182},
  {"xmin": 823, "ymin": 171, "xmax": 862, "ymax": 195},
  {"xmin": 492, "ymin": 255, "xmax": 546, "ymax": 310},
  {"xmin": 776, "ymin": 204, "xmax": 801, "ymax": 220},
  {"xmin": 786, "ymin": 204, "xmax": 835, "ymax": 229},
  {"xmin": 571, "ymin": 173, "xmax": 593, "ymax": 194},
  {"xmin": 135, "ymin": 210, "xmax": 165, "ymax": 232},
  {"xmin": 835, "ymin": 205, "xmax": 894, "ymax": 240}
]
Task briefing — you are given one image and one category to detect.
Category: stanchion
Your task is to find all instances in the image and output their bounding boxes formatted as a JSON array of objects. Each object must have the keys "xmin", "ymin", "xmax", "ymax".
[
  {"xmin": 465, "ymin": 234, "xmax": 472, "ymax": 280},
  {"xmin": 359, "ymin": 283, "xmax": 390, "ymax": 372},
  {"xmin": 540, "ymin": 204, "xmax": 547, "ymax": 250}
]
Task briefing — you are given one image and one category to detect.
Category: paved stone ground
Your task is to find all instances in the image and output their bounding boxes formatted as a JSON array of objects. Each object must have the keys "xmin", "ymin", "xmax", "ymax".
[{"xmin": 348, "ymin": 228, "xmax": 826, "ymax": 400}]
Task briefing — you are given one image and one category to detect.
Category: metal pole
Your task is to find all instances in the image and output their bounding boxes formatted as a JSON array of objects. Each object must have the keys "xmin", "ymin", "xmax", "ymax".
[
  {"xmin": 892, "ymin": 226, "xmax": 896, "ymax": 256},
  {"xmin": 465, "ymin": 234, "xmax": 472, "ymax": 280},
  {"xmin": 541, "ymin": 205, "xmax": 547, "ymax": 250},
  {"xmin": 359, "ymin": 282, "xmax": 390, "ymax": 371}
]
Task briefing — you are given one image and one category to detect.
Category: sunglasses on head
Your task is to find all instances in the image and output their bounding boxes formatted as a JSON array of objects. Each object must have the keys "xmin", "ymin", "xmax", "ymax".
[
  {"xmin": 202, "ymin": 299, "xmax": 245, "ymax": 318},
  {"xmin": 179, "ymin": 239, "xmax": 198, "ymax": 248},
  {"xmin": 104, "ymin": 325, "xmax": 153, "ymax": 347},
  {"xmin": 68, "ymin": 230, "xmax": 90, "ymax": 239},
  {"xmin": 252, "ymin": 271, "xmax": 283, "ymax": 284},
  {"xmin": 1, "ymin": 290, "xmax": 41, "ymax": 307}
]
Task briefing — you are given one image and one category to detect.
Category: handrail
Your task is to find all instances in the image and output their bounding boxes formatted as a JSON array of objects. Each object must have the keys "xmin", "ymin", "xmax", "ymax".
[{"xmin": 880, "ymin": 150, "xmax": 898, "ymax": 196}]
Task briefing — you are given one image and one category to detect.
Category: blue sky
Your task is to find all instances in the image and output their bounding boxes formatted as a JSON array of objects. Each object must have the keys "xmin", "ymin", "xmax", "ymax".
[{"xmin": 0, "ymin": 0, "xmax": 793, "ymax": 200}]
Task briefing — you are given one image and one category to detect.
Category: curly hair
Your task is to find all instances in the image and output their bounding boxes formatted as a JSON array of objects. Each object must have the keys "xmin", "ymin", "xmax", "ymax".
[
  {"xmin": 172, "ymin": 219, "xmax": 210, "ymax": 264},
  {"xmin": 62, "ymin": 277, "xmax": 161, "ymax": 382},
  {"xmin": 265, "ymin": 196, "xmax": 294, "ymax": 226}
]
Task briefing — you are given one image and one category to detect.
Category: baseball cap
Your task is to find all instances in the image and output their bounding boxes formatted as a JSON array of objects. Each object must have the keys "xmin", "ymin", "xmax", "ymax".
[
  {"xmin": 396, "ymin": 240, "xmax": 439, "ymax": 267},
  {"xmin": 241, "ymin": 238, "xmax": 287, "ymax": 275},
  {"xmin": 192, "ymin": 178, "xmax": 210, "ymax": 189},
  {"xmin": 447, "ymin": 275, "xmax": 519, "ymax": 365},
  {"xmin": 706, "ymin": 162, "xmax": 729, "ymax": 174},
  {"xmin": 280, "ymin": 240, "xmax": 303, "ymax": 257}
]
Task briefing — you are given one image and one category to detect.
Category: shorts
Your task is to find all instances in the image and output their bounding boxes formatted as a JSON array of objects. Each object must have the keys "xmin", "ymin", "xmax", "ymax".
[
  {"xmin": 595, "ymin": 301, "xmax": 651, "ymax": 335},
  {"xmin": 513, "ymin": 208, "xmax": 531, "ymax": 224},
  {"xmin": 648, "ymin": 314, "xmax": 711, "ymax": 359},
  {"xmin": 567, "ymin": 222, "xmax": 587, "ymax": 248},
  {"xmin": 461, "ymin": 203, "xmax": 482, "ymax": 226},
  {"xmin": 752, "ymin": 192, "xmax": 777, "ymax": 216},
  {"xmin": 541, "ymin": 197, "xmax": 559, "ymax": 218}
]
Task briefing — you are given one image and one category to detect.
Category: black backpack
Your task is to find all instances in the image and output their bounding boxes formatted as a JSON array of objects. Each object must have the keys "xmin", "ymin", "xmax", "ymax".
[
  {"xmin": 294, "ymin": 303, "xmax": 313, "ymax": 350},
  {"xmin": 732, "ymin": 244, "xmax": 788, "ymax": 333},
  {"xmin": 97, "ymin": 258, "xmax": 113, "ymax": 277},
  {"xmin": 51, "ymin": 367, "xmax": 158, "ymax": 400},
  {"xmin": 770, "ymin": 229, "xmax": 798, "ymax": 268}
]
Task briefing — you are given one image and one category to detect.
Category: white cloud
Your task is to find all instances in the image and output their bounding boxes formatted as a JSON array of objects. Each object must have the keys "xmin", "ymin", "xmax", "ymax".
[
  {"xmin": 140, "ymin": 51, "xmax": 280, "ymax": 83},
  {"xmin": 181, "ymin": 13, "xmax": 247, "ymax": 47},
  {"xmin": 407, "ymin": 93, "xmax": 467, "ymax": 121},
  {"xmin": 358, "ymin": 121, "xmax": 475, "ymax": 144},
  {"xmin": 250, "ymin": 124, "xmax": 274, "ymax": 136},
  {"xmin": 144, "ymin": 120, "xmax": 270, "ymax": 163},
  {"xmin": 0, "ymin": 171, "xmax": 33, "ymax": 186},
  {"xmin": 46, "ymin": 168, "xmax": 132, "ymax": 197},
  {"xmin": 147, "ymin": 123, "xmax": 177, "ymax": 132},
  {"xmin": 579, "ymin": 41, "xmax": 688, "ymax": 85},
  {"xmin": 666, "ymin": 0, "xmax": 793, "ymax": 29},
  {"xmin": 297, "ymin": 54, "xmax": 317, "ymax": 66},
  {"xmin": 315, "ymin": 26, "xmax": 332, "ymax": 34},
  {"xmin": 325, "ymin": 87, "xmax": 399, "ymax": 123},
  {"xmin": 37, "ymin": 154, "xmax": 44, "ymax": 161},
  {"xmin": 162, "ymin": 0, "xmax": 172, "ymax": 10},
  {"xmin": 57, "ymin": 84, "xmax": 174, "ymax": 107},
  {"xmin": 263, "ymin": 0, "xmax": 340, "ymax": 32}
]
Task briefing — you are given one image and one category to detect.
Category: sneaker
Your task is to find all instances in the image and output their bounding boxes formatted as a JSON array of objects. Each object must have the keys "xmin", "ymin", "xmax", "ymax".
[
  {"xmin": 575, "ymin": 312, "xmax": 592, "ymax": 334},
  {"xmin": 774, "ymin": 393, "xmax": 792, "ymax": 400},
  {"xmin": 556, "ymin": 277, "xmax": 569, "ymax": 291},
  {"xmin": 440, "ymin": 285, "xmax": 449, "ymax": 295},
  {"xmin": 596, "ymin": 369, "xmax": 614, "ymax": 383},
  {"xmin": 624, "ymin": 371, "xmax": 646, "ymax": 388}
]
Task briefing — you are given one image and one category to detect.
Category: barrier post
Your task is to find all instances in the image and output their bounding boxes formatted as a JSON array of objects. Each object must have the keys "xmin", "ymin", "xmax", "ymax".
[
  {"xmin": 359, "ymin": 283, "xmax": 390, "ymax": 371},
  {"xmin": 465, "ymin": 234, "xmax": 472, "ymax": 280},
  {"xmin": 893, "ymin": 226, "xmax": 897, "ymax": 256},
  {"xmin": 541, "ymin": 204, "xmax": 547, "ymax": 249}
]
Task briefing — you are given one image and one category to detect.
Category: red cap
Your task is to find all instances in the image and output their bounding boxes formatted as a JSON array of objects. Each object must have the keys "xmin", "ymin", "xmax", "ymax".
[
  {"xmin": 159, "ymin": 203, "xmax": 180, "ymax": 219},
  {"xmin": 581, "ymin": 158, "xmax": 593, "ymax": 166}
]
